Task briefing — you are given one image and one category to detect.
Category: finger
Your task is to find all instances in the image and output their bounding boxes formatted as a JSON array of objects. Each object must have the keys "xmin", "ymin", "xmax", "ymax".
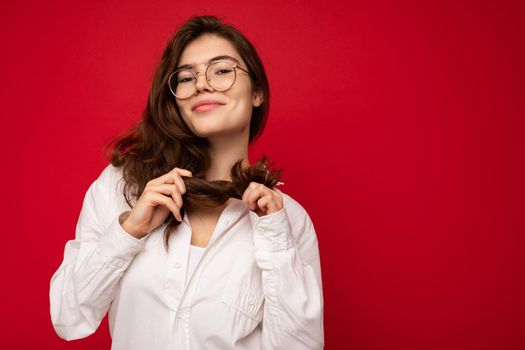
[
  {"xmin": 246, "ymin": 184, "xmax": 272, "ymax": 211},
  {"xmin": 271, "ymin": 190, "xmax": 284, "ymax": 208},
  {"xmin": 162, "ymin": 172, "xmax": 189, "ymax": 195},
  {"xmin": 256, "ymin": 196, "xmax": 270, "ymax": 214},
  {"xmin": 147, "ymin": 167, "xmax": 192, "ymax": 187},
  {"xmin": 242, "ymin": 182, "xmax": 263, "ymax": 203},
  {"xmin": 170, "ymin": 167, "xmax": 193, "ymax": 177},
  {"xmin": 257, "ymin": 194, "xmax": 280, "ymax": 214},
  {"xmin": 171, "ymin": 168, "xmax": 193, "ymax": 193},
  {"xmin": 171, "ymin": 172, "xmax": 187, "ymax": 195},
  {"xmin": 145, "ymin": 191, "xmax": 182, "ymax": 221},
  {"xmin": 263, "ymin": 196, "xmax": 280, "ymax": 214},
  {"xmin": 146, "ymin": 184, "xmax": 181, "ymax": 205},
  {"xmin": 170, "ymin": 189, "xmax": 183, "ymax": 215},
  {"xmin": 242, "ymin": 182, "xmax": 257, "ymax": 208},
  {"xmin": 147, "ymin": 172, "xmax": 175, "ymax": 186}
]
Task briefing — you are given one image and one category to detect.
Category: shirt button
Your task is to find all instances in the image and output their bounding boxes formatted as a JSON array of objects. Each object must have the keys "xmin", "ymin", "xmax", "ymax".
[
  {"xmin": 256, "ymin": 228, "xmax": 264, "ymax": 234},
  {"xmin": 177, "ymin": 307, "xmax": 189, "ymax": 319},
  {"xmin": 264, "ymin": 272, "xmax": 273, "ymax": 280},
  {"xmin": 174, "ymin": 261, "xmax": 181, "ymax": 269},
  {"xmin": 249, "ymin": 297, "xmax": 256, "ymax": 305}
]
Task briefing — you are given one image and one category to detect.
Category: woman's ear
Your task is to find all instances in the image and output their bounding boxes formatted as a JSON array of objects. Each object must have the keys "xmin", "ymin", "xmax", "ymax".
[{"xmin": 252, "ymin": 89, "xmax": 264, "ymax": 107}]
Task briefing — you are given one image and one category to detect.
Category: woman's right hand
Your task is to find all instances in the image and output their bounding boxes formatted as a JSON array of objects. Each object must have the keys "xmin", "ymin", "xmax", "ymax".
[{"xmin": 120, "ymin": 167, "xmax": 192, "ymax": 239}]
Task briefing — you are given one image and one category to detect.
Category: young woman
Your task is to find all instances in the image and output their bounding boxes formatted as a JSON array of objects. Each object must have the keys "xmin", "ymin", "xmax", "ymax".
[{"xmin": 50, "ymin": 15, "xmax": 324, "ymax": 349}]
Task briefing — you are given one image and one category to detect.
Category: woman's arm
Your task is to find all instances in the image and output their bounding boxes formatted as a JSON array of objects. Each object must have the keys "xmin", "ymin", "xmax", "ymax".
[
  {"xmin": 49, "ymin": 165, "xmax": 146, "ymax": 340},
  {"xmin": 249, "ymin": 195, "xmax": 324, "ymax": 349}
]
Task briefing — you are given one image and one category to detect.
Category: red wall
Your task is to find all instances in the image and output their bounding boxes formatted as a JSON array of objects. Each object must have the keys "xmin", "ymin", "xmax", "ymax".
[{"xmin": 2, "ymin": 0, "xmax": 524, "ymax": 349}]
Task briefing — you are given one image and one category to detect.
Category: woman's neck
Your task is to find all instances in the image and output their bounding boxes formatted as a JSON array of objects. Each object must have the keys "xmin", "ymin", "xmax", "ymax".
[{"xmin": 205, "ymin": 134, "xmax": 250, "ymax": 182}]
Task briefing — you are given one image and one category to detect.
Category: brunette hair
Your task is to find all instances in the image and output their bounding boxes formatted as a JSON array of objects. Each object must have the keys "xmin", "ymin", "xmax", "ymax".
[{"xmin": 104, "ymin": 15, "xmax": 280, "ymax": 248}]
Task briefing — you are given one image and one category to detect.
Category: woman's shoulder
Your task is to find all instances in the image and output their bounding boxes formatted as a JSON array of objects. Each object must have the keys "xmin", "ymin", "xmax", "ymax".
[
  {"xmin": 272, "ymin": 189, "xmax": 319, "ymax": 249},
  {"xmin": 89, "ymin": 163, "xmax": 128, "ymax": 197},
  {"xmin": 92, "ymin": 163, "xmax": 132, "ymax": 210},
  {"xmin": 96, "ymin": 163, "xmax": 124, "ymax": 185},
  {"xmin": 278, "ymin": 189, "xmax": 316, "ymax": 229}
]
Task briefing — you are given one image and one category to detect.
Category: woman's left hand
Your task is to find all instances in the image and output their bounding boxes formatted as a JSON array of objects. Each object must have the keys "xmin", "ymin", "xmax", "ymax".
[{"xmin": 242, "ymin": 182, "xmax": 283, "ymax": 217}]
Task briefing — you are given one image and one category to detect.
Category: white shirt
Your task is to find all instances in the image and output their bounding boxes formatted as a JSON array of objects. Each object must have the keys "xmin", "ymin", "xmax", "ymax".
[{"xmin": 50, "ymin": 164, "xmax": 324, "ymax": 349}]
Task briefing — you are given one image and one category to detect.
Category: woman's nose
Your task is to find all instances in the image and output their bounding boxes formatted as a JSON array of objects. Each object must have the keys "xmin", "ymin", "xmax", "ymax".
[{"xmin": 194, "ymin": 72, "xmax": 214, "ymax": 93}]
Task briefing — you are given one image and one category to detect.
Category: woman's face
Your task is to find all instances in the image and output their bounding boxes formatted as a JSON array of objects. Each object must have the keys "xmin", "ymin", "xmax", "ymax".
[{"xmin": 174, "ymin": 34, "xmax": 263, "ymax": 141}]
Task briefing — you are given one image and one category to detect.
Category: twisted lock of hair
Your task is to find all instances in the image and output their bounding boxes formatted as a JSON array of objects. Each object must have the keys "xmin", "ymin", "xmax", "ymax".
[{"xmin": 162, "ymin": 155, "xmax": 281, "ymax": 248}]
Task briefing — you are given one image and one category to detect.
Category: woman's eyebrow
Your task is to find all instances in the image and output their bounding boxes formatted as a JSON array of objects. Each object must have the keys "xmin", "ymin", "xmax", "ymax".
[{"xmin": 176, "ymin": 55, "xmax": 241, "ymax": 70}]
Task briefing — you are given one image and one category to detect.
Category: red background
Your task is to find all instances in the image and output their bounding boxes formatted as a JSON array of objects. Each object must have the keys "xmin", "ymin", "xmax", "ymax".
[{"xmin": 1, "ymin": 0, "xmax": 524, "ymax": 349}]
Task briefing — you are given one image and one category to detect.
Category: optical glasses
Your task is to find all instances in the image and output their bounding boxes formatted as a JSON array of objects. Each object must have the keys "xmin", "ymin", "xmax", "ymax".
[{"xmin": 168, "ymin": 60, "xmax": 249, "ymax": 99}]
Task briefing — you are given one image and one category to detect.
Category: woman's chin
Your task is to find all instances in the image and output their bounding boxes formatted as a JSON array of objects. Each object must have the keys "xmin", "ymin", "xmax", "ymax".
[
  {"xmin": 191, "ymin": 127, "xmax": 222, "ymax": 138},
  {"xmin": 196, "ymin": 128, "xmax": 244, "ymax": 141}
]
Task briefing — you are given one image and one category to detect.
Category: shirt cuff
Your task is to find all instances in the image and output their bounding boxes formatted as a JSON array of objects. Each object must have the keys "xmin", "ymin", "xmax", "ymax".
[
  {"xmin": 96, "ymin": 216, "xmax": 148, "ymax": 268},
  {"xmin": 249, "ymin": 207, "xmax": 295, "ymax": 252}
]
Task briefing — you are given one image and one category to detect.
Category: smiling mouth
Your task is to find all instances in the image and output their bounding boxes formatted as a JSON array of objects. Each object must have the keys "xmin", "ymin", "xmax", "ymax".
[{"xmin": 192, "ymin": 103, "xmax": 223, "ymax": 112}]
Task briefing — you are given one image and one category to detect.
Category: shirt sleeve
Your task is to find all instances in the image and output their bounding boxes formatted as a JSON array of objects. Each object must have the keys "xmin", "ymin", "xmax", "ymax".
[
  {"xmin": 249, "ymin": 194, "xmax": 324, "ymax": 349},
  {"xmin": 49, "ymin": 165, "xmax": 147, "ymax": 340}
]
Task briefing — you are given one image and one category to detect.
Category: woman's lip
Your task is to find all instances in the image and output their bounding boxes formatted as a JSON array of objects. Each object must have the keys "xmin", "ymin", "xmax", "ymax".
[{"xmin": 192, "ymin": 103, "xmax": 223, "ymax": 112}]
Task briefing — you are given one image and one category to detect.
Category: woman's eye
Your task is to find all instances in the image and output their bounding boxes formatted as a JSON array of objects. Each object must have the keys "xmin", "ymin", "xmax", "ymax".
[
  {"xmin": 178, "ymin": 77, "xmax": 194, "ymax": 84},
  {"xmin": 215, "ymin": 69, "xmax": 233, "ymax": 75}
]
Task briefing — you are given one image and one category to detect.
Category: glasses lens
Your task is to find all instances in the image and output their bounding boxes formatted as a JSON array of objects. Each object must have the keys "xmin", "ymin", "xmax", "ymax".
[
  {"xmin": 207, "ymin": 61, "xmax": 236, "ymax": 91},
  {"xmin": 169, "ymin": 69, "xmax": 195, "ymax": 98}
]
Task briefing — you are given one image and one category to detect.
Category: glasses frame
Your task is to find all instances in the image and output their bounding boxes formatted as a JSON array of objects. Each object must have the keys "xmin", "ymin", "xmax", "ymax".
[{"xmin": 167, "ymin": 60, "xmax": 250, "ymax": 99}]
